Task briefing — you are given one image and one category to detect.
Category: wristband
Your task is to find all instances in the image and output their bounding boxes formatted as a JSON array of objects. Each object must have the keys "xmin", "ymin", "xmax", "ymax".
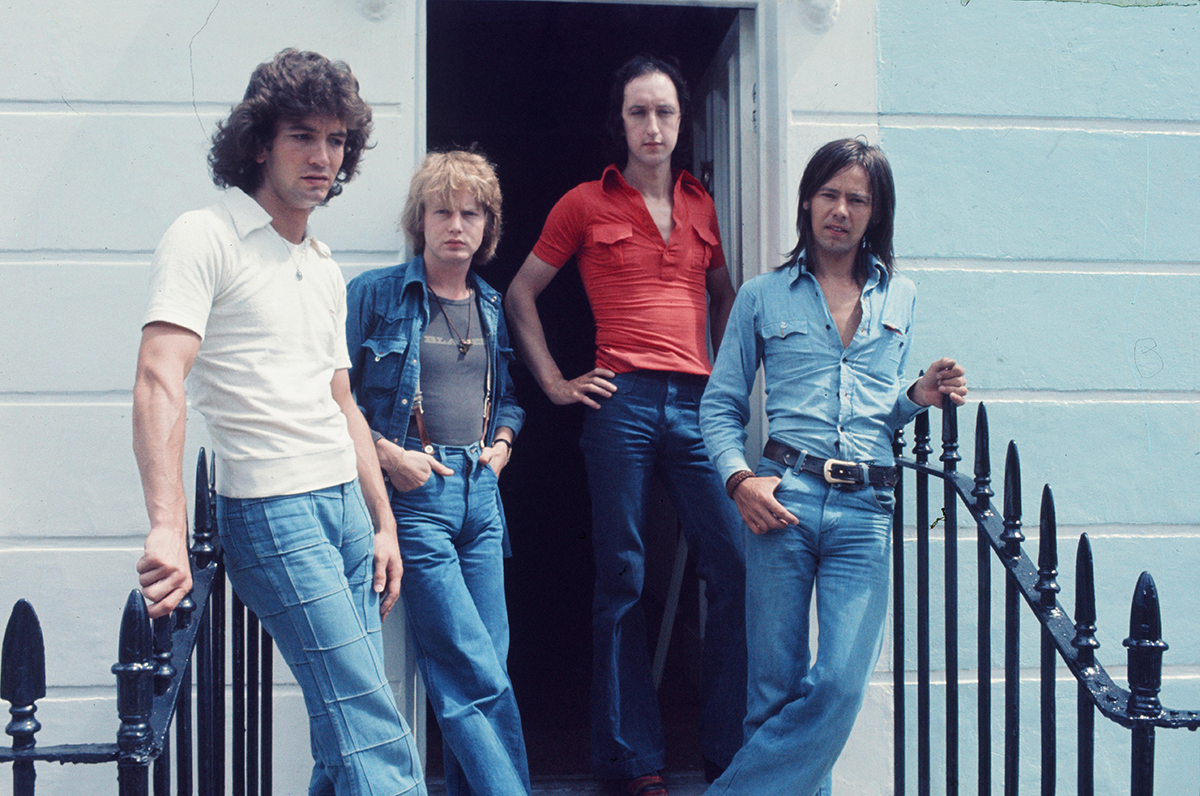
[
  {"xmin": 725, "ymin": 469, "xmax": 754, "ymax": 499},
  {"xmin": 493, "ymin": 438, "xmax": 512, "ymax": 455}
]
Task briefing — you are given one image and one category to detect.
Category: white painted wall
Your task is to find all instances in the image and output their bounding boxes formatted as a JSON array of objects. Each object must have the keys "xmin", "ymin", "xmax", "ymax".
[{"xmin": 0, "ymin": 2, "xmax": 422, "ymax": 793}]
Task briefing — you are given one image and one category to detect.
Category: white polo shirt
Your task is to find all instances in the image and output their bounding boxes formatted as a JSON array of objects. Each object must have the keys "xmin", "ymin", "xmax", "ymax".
[{"xmin": 144, "ymin": 188, "xmax": 357, "ymax": 499}]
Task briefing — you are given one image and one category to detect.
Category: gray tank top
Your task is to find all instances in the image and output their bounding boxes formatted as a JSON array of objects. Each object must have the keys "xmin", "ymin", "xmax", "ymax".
[{"xmin": 413, "ymin": 292, "xmax": 487, "ymax": 445}]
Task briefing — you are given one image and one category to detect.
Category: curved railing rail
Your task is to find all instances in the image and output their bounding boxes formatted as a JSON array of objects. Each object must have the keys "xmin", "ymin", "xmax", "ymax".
[
  {"xmin": 1, "ymin": 449, "xmax": 273, "ymax": 796},
  {"xmin": 891, "ymin": 402, "xmax": 1196, "ymax": 796}
]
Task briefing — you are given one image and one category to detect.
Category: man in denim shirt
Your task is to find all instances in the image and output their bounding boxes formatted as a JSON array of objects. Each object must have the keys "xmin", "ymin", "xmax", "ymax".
[{"xmin": 700, "ymin": 139, "xmax": 967, "ymax": 795}]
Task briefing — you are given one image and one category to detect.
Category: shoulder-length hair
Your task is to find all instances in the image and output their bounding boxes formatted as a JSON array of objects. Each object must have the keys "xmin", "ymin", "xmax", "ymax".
[
  {"xmin": 208, "ymin": 49, "xmax": 373, "ymax": 201},
  {"xmin": 785, "ymin": 138, "xmax": 896, "ymax": 281},
  {"xmin": 401, "ymin": 150, "xmax": 503, "ymax": 266},
  {"xmin": 604, "ymin": 54, "xmax": 692, "ymax": 171}
]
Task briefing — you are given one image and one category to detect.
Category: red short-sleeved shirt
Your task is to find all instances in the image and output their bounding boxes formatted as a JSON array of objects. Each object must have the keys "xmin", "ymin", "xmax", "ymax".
[{"xmin": 532, "ymin": 166, "xmax": 726, "ymax": 376}]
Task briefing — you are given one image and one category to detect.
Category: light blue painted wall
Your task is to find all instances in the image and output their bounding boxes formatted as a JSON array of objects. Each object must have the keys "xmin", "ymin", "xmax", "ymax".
[{"xmin": 877, "ymin": 0, "xmax": 1200, "ymax": 791}]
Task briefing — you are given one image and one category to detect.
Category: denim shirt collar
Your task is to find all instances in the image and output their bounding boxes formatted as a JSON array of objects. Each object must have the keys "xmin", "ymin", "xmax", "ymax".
[{"xmin": 787, "ymin": 249, "xmax": 888, "ymax": 294}]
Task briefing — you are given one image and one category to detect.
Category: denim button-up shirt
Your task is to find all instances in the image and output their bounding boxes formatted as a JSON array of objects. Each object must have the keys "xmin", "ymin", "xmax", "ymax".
[
  {"xmin": 345, "ymin": 256, "xmax": 525, "ymax": 448},
  {"xmin": 700, "ymin": 252, "xmax": 925, "ymax": 483}
]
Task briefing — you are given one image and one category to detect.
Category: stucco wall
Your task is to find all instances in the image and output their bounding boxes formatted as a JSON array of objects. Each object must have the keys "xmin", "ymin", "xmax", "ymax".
[
  {"xmin": 0, "ymin": 2, "xmax": 421, "ymax": 793},
  {"xmin": 777, "ymin": 0, "xmax": 1200, "ymax": 792},
  {"xmin": 3, "ymin": 0, "xmax": 1197, "ymax": 793}
]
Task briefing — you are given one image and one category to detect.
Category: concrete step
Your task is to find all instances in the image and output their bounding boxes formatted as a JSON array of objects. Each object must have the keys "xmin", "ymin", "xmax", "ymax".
[{"xmin": 427, "ymin": 770, "xmax": 710, "ymax": 795}]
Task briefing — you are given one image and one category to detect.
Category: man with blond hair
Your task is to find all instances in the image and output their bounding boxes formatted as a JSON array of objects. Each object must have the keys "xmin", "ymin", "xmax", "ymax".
[{"xmin": 347, "ymin": 150, "xmax": 529, "ymax": 796}]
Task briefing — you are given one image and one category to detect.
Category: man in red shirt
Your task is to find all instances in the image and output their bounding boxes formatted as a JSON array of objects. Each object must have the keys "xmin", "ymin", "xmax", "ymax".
[{"xmin": 506, "ymin": 55, "xmax": 746, "ymax": 796}]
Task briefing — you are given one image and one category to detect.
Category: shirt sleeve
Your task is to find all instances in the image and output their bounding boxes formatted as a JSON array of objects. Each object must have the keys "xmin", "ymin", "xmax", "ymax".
[
  {"xmin": 886, "ymin": 280, "xmax": 927, "ymax": 430},
  {"xmin": 142, "ymin": 212, "xmax": 222, "ymax": 338},
  {"xmin": 531, "ymin": 188, "xmax": 587, "ymax": 268},
  {"xmin": 700, "ymin": 280, "xmax": 762, "ymax": 482}
]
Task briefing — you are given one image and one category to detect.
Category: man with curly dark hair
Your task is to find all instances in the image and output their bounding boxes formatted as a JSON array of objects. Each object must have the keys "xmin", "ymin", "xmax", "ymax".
[{"xmin": 132, "ymin": 49, "xmax": 424, "ymax": 796}]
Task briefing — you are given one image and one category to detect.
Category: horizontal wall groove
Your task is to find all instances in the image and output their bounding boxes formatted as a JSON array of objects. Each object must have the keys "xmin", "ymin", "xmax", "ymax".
[
  {"xmin": 901, "ymin": 257, "xmax": 1200, "ymax": 274},
  {"xmin": 0, "ymin": 100, "xmax": 407, "ymax": 116},
  {"xmin": 965, "ymin": 389, "xmax": 1200, "ymax": 403},
  {"xmin": 879, "ymin": 113, "xmax": 1200, "ymax": 135},
  {"xmin": 0, "ymin": 391, "xmax": 131, "ymax": 405}
]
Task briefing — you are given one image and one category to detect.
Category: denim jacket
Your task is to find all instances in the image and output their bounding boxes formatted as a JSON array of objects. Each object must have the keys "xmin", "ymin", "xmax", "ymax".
[
  {"xmin": 345, "ymin": 256, "xmax": 525, "ymax": 450},
  {"xmin": 700, "ymin": 252, "xmax": 925, "ymax": 483}
]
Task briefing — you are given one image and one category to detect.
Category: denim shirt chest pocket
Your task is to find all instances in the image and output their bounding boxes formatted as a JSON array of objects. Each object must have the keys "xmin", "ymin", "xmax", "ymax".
[
  {"xmin": 759, "ymin": 316, "xmax": 815, "ymax": 377},
  {"xmin": 360, "ymin": 310, "xmax": 417, "ymax": 399},
  {"xmin": 868, "ymin": 308, "xmax": 908, "ymax": 375},
  {"xmin": 586, "ymin": 223, "xmax": 633, "ymax": 268}
]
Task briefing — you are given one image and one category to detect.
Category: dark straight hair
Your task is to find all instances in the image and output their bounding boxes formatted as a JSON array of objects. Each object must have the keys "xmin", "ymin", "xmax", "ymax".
[
  {"xmin": 604, "ymin": 54, "xmax": 692, "ymax": 171},
  {"xmin": 785, "ymin": 138, "xmax": 896, "ymax": 281}
]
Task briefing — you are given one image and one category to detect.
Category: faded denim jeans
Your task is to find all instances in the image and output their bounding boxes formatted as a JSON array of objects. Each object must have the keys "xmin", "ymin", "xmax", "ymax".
[{"xmin": 707, "ymin": 459, "xmax": 892, "ymax": 796}]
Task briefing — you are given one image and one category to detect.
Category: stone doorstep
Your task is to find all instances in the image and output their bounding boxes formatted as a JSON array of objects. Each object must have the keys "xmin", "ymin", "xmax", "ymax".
[{"xmin": 425, "ymin": 770, "xmax": 710, "ymax": 795}]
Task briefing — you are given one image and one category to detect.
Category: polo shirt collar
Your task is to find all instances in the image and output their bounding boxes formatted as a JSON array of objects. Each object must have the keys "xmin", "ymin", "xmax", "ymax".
[{"xmin": 223, "ymin": 187, "xmax": 330, "ymax": 257}]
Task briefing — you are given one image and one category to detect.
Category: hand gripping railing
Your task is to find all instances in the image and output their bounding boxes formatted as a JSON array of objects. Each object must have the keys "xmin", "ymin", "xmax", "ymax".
[
  {"xmin": 1, "ymin": 448, "xmax": 274, "ymax": 796},
  {"xmin": 892, "ymin": 402, "xmax": 1200, "ymax": 796}
]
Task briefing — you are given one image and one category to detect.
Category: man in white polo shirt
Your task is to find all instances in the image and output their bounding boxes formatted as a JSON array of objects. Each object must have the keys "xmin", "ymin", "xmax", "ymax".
[{"xmin": 131, "ymin": 49, "xmax": 423, "ymax": 796}]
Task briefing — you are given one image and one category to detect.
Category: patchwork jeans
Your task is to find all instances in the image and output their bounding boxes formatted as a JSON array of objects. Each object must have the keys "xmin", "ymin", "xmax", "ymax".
[{"xmin": 217, "ymin": 480, "xmax": 425, "ymax": 796}]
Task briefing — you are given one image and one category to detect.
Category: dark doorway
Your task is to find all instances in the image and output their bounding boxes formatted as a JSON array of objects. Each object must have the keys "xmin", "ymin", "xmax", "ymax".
[{"xmin": 426, "ymin": 1, "xmax": 738, "ymax": 778}]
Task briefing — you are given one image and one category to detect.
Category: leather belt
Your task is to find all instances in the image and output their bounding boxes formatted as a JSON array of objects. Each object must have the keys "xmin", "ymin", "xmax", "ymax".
[{"xmin": 762, "ymin": 439, "xmax": 898, "ymax": 489}]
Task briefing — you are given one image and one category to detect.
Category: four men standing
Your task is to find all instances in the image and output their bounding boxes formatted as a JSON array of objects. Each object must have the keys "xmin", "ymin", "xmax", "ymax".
[{"xmin": 132, "ymin": 47, "xmax": 964, "ymax": 796}]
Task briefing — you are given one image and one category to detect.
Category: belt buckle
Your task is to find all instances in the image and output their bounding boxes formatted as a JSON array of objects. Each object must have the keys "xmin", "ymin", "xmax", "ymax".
[{"xmin": 823, "ymin": 458, "xmax": 863, "ymax": 486}]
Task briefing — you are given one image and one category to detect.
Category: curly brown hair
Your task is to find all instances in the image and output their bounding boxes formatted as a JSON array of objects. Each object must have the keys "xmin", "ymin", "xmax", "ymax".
[{"xmin": 208, "ymin": 49, "xmax": 373, "ymax": 201}]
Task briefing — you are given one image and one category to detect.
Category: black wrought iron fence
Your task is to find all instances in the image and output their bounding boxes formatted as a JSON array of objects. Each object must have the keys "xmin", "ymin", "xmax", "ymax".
[
  {"xmin": 1, "ymin": 449, "xmax": 274, "ymax": 796},
  {"xmin": 892, "ymin": 402, "xmax": 1200, "ymax": 796},
  {"xmin": 6, "ymin": 406, "xmax": 1200, "ymax": 795}
]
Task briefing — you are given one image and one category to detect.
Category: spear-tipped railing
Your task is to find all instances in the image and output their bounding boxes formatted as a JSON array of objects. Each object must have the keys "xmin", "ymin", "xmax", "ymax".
[
  {"xmin": 893, "ymin": 403, "xmax": 1199, "ymax": 796},
  {"xmin": 1, "ymin": 449, "xmax": 274, "ymax": 796}
]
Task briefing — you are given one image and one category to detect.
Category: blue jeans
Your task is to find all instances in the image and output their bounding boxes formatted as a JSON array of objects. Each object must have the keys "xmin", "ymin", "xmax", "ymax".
[
  {"xmin": 391, "ymin": 442, "xmax": 530, "ymax": 796},
  {"xmin": 580, "ymin": 371, "xmax": 747, "ymax": 779},
  {"xmin": 217, "ymin": 480, "xmax": 425, "ymax": 796},
  {"xmin": 706, "ymin": 460, "xmax": 893, "ymax": 796}
]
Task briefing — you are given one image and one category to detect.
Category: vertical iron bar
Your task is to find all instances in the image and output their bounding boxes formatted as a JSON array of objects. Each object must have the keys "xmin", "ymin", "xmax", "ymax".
[
  {"xmin": 213, "ymin": 566, "xmax": 226, "ymax": 796},
  {"xmin": 262, "ymin": 628, "xmax": 274, "ymax": 796},
  {"xmin": 1072, "ymin": 535, "xmax": 1098, "ymax": 796},
  {"xmin": 115, "ymin": 591, "xmax": 155, "ymax": 796},
  {"xmin": 248, "ymin": 612, "xmax": 260, "ymax": 796},
  {"xmin": 1000, "ymin": 442, "xmax": 1023, "ymax": 796},
  {"xmin": 151, "ymin": 616, "xmax": 172, "ymax": 791},
  {"xmin": 153, "ymin": 734, "xmax": 170, "ymax": 796},
  {"xmin": 914, "ymin": 411, "xmax": 932, "ymax": 796},
  {"xmin": 196, "ymin": 601, "xmax": 213, "ymax": 796},
  {"xmin": 1036, "ymin": 486, "xmax": 1059, "ymax": 795},
  {"xmin": 941, "ymin": 403, "xmax": 961, "ymax": 796},
  {"xmin": 3, "ymin": 600, "xmax": 46, "ymax": 796},
  {"xmin": 892, "ymin": 429, "xmax": 906, "ymax": 796},
  {"xmin": 232, "ymin": 592, "xmax": 246, "ymax": 796},
  {"xmin": 972, "ymin": 405, "xmax": 994, "ymax": 796},
  {"xmin": 1125, "ymin": 572, "xmax": 1166, "ymax": 796},
  {"xmin": 175, "ymin": 597, "xmax": 196, "ymax": 796}
]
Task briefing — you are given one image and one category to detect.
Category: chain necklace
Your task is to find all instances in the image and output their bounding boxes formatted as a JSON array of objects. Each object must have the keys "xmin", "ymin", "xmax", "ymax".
[{"xmin": 429, "ymin": 289, "xmax": 472, "ymax": 355}]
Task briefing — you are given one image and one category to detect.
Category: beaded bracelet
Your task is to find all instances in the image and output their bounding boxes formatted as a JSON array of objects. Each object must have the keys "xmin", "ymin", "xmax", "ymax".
[{"xmin": 725, "ymin": 469, "xmax": 755, "ymax": 499}]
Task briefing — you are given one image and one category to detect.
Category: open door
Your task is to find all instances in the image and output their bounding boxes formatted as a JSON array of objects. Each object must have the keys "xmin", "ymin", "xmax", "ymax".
[{"xmin": 693, "ymin": 10, "xmax": 766, "ymax": 468}]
